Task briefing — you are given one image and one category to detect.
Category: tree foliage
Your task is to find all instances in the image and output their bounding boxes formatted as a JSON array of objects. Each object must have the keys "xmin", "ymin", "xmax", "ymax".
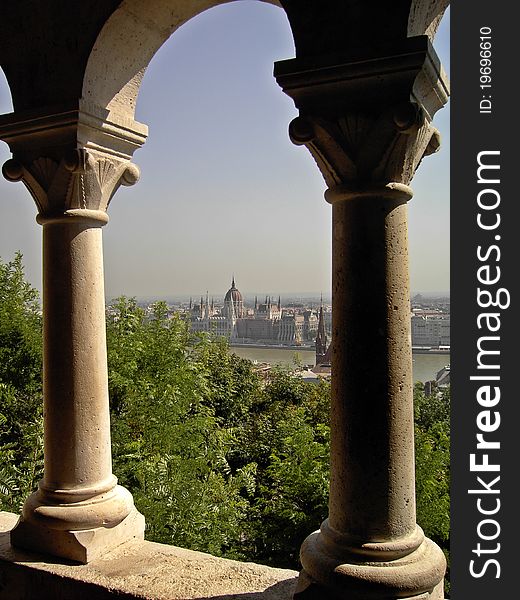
[
  {"xmin": 106, "ymin": 298, "xmax": 259, "ymax": 557},
  {"xmin": 0, "ymin": 253, "xmax": 43, "ymax": 512},
  {"xmin": 0, "ymin": 254, "xmax": 450, "ymax": 589},
  {"xmin": 414, "ymin": 382, "xmax": 451, "ymax": 593},
  {"xmin": 104, "ymin": 299, "xmax": 331, "ymax": 562}
]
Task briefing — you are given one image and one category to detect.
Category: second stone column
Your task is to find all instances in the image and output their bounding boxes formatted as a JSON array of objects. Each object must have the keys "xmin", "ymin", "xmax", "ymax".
[{"xmin": 274, "ymin": 36, "xmax": 450, "ymax": 599}]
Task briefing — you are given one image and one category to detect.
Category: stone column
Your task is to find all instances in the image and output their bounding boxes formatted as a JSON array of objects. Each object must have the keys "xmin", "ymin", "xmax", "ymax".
[
  {"xmin": 275, "ymin": 37, "xmax": 449, "ymax": 599},
  {"xmin": 0, "ymin": 108, "xmax": 146, "ymax": 563}
]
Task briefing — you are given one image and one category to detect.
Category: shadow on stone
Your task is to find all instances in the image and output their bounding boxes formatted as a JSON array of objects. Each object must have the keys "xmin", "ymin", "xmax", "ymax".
[{"xmin": 188, "ymin": 578, "xmax": 298, "ymax": 599}]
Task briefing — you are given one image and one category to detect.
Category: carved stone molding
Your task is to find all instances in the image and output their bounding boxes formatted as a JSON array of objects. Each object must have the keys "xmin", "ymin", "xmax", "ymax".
[
  {"xmin": 0, "ymin": 101, "xmax": 146, "ymax": 217},
  {"xmin": 3, "ymin": 150, "xmax": 139, "ymax": 216},
  {"xmin": 287, "ymin": 103, "xmax": 440, "ymax": 190},
  {"xmin": 275, "ymin": 36, "xmax": 449, "ymax": 118},
  {"xmin": 275, "ymin": 35, "xmax": 449, "ymax": 192}
]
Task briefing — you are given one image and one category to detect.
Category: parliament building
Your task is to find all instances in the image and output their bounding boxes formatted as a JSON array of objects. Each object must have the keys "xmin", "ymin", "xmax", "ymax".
[{"xmin": 189, "ymin": 277, "xmax": 321, "ymax": 346}]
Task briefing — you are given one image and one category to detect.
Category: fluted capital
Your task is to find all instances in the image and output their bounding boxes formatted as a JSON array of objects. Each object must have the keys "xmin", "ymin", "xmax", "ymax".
[
  {"xmin": 275, "ymin": 35, "xmax": 449, "ymax": 191},
  {"xmin": 2, "ymin": 150, "xmax": 140, "ymax": 217},
  {"xmin": 287, "ymin": 105, "xmax": 440, "ymax": 190},
  {"xmin": 0, "ymin": 101, "xmax": 146, "ymax": 217}
]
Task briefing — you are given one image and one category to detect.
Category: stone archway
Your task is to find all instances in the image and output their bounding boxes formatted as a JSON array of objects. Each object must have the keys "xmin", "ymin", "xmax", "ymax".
[
  {"xmin": 82, "ymin": 0, "xmax": 282, "ymax": 123},
  {"xmin": 0, "ymin": 68, "xmax": 13, "ymax": 115},
  {"xmin": 0, "ymin": 2, "xmax": 450, "ymax": 598}
]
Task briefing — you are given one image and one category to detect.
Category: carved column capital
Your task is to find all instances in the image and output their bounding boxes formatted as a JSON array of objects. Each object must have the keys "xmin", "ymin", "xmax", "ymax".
[
  {"xmin": 3, "ymin": 149, "xmax": 139, "ymax": 218},
  {"xmin": 0, "ymin": 101, "xmax": 146, "ymax": 218},
  {"xmin": 288, "ymin": 103, "xmax": 440, "ymax": 190},
  {"xmin": 275, "ymin": 35, "xmax": 449, "ymax": 193},
  {"xmin": 0, "ymin": 102, "xmax": 147, "ymax": 562}
]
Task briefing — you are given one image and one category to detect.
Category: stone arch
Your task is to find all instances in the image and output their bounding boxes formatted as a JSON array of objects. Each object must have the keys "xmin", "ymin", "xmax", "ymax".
[
  {"xmin": 0, "ymin": 4, "xmax": 451, "ymax": 596},
  {"xmin": 408, "ymin": 0, "xmax": 450, "ymax": 38},
  {"xmin": 0, "ymin": 1, "xmax": 449, "ymax": 117},
  {"xmin": 82, "ymin": 0, "xmax": 283, "ymax": 122},
  {"xmin": 101, "ymin": 2, "xmax": 305, "ymax": 296},
  {"xmin": 0, "ymin": 67, "xmax": 14, "ymax": 115}
]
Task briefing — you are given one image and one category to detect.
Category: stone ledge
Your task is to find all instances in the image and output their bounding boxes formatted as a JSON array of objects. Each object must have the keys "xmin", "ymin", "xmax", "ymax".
[{"xmin": 0, "ymin": 512, "xmax": 298, "ymax": 600}]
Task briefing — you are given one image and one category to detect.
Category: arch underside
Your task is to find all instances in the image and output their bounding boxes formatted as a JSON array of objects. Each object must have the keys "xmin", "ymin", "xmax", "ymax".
[
  {"xmin": 0, "ymin": 0, "xmax": 449, "ymax": 123},
  {"xmin": 85, "ymin": 0, "xmax": 449, "ymax": 123},
  {"xmin": 82, "ymin": 0, "xmax": 282, "ymax": 123}
]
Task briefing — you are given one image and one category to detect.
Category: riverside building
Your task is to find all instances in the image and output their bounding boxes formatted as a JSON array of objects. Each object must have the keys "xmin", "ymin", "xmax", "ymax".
[
  {"xmin": 0, "ymin": 2, "xmax": 449, "ymax": 597},
  {"xmin": 189, "ymin": 277, "xmax": 323, "ymax": 346},
  {"xmin": 411, "ymin": 313, "xmax": 451, "ymax": 348}
]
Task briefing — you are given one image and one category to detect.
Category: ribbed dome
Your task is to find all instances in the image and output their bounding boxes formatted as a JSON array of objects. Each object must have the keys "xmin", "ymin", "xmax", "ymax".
[{"xmin": 224, "ymin": 277, "xmax": 243, "ymax": 303}]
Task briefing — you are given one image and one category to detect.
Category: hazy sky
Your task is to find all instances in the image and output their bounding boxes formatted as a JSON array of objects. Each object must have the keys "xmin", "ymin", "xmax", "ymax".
[{"xmin": 0, "ymin": 3, "xmax": 450, "ymax": 298}]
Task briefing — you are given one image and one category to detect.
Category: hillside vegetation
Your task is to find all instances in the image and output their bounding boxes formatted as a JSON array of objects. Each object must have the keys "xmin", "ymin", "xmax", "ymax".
[{"xmin": 0, "ymin": 254, "xmax": 450, "ymax": 587}]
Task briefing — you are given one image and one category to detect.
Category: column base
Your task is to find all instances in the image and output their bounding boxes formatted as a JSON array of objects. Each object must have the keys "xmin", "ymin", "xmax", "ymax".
[
  {"xmin": 295, "ymin": 529, "xmax": 446, "ymax": 600},
  {"xmin": 10, "ymin": 507, "xmax": 145, "ymax": 564}
]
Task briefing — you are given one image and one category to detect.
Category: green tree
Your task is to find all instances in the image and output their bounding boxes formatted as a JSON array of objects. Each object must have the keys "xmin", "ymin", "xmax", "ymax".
[
  {"xmin": 234, "ymin": 369, "xmax": 331, "ymax": 568},
  {"xmin": 0, "ymin": 253, "xmax": 43, "ymax": 512},
  {"xmin": 414, "ymin": 383, "xmax": 451, "ymax": 594},
  {"xmin": 106, "ymin": 299, "xmax": 257, "ymax": 558},
  {"xmin": 0, "ymin": 257, "xmax": 451, "ymax": 589}
]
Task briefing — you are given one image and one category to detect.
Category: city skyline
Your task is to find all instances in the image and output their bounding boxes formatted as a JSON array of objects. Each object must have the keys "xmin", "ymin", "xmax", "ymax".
[
  {"xmin": 111, "ymin": 282, "xmax": 450, "ymax": 306},
  {"xmin": 0, "ymin": 3, "xmax": 450, "ymax": 297}
]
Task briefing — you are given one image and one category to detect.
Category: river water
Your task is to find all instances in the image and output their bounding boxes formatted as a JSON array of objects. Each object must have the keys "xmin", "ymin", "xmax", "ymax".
[{"xmin": 229, "ymin": 346, "xmax": 450, "ymax": 384}]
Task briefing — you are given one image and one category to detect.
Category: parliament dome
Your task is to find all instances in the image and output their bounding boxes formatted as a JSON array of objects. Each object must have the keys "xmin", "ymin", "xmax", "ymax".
[
  {"xmin": 223, "ymin": 277, "xmax": 244, "ymax": 318},
  {"xmin": 224, "ymin": 277, "xmax": 243, "ymax": 303}
]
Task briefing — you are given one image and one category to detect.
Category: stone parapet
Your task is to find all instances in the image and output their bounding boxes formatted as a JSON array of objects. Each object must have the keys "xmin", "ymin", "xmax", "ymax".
[{"xmin": 0, "ymin": 512, "xmax": 298, "ymax": 600}]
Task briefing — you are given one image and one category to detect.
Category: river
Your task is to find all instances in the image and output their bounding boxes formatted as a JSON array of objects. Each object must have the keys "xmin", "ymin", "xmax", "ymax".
[{"xmin": 229, "ymin": 346, "xmax": 450, "ymax": 384}]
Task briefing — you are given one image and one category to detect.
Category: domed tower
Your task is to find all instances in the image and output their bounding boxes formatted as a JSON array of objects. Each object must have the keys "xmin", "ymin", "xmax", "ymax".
[{"xmin": 223, "ymin": 276, "xmax": 244, "ymax": 319}]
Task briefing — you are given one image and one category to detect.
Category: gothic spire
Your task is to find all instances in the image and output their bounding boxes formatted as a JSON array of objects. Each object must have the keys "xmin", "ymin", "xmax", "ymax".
[{"xmin": 316, "ymin": 296, "xmax": 328, "ymax": 365}]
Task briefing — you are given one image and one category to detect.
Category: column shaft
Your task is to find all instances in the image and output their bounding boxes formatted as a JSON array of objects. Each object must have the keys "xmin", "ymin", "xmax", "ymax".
[
  {"xmin": 10, "ymin": 210, "xmax": 144, "ymax": 562},
  {"xmin": 274, "ymin": 39, "xmax": 449, "ymax": 600},
  {"xmin": 41, "ymin": 216, "xmax": 113, "ymax": 497},
  {"xmin": 1, "ymin": 114, "xmax": 147, "ymax": 564},
  {"xmin": 296, "ymin": 187, "xmax": 446, "ymax": 599},
  {"xmin": 329, "ymin": 194, "xmax": 415, "ymax": 542}
]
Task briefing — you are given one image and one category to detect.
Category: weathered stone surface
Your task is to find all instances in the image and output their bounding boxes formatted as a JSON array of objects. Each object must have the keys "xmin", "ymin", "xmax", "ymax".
[
  {"xmin": 274, "ymin": 18, "xmax": 449, "ymax": 600},
  {"xmin": 0, "ymin": 1, "xmax": 450, "ymax": 597},
  {"xmin": 0, "ymin": 106, "xmax": 146, "ymax": 216},
  {"xmin": 0, "ymin": 512, "xmax": 298, "ymax": 600},
  {"xmin": 0, "ymin": 113, "xmax": 146, "ymax": 562}
]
